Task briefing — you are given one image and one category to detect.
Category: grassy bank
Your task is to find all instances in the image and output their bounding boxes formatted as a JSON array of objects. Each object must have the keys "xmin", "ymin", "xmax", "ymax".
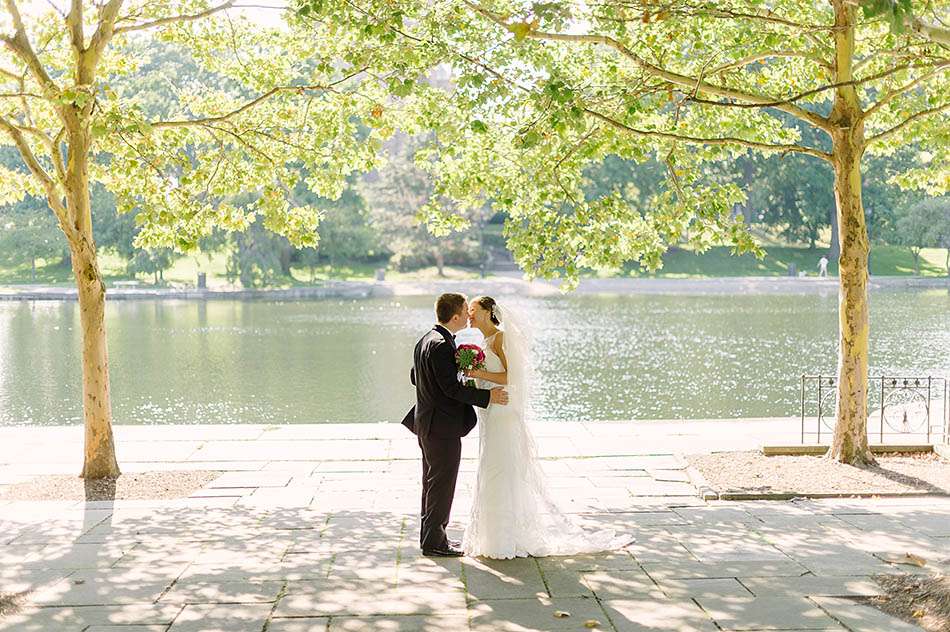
[
  {"xmin": 1, "ymin": 244, "xmax": 947, "ymax": 287},
  {"xmin": 603, "ymin": 244, "xmax": 950, "ymax": 279}
]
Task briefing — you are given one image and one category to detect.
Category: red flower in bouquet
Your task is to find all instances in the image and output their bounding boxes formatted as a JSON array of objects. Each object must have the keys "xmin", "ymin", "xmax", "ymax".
[{"xmin": 455, "ymin": 344, "xmax": 486, "ymax": 386}]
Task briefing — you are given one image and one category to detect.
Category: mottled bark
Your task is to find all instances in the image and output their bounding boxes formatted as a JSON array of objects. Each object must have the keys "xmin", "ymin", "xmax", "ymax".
[
  {"xmin": 66, "ymin": 126, "xmax": 120, "ymax": 479},
  {"xmin": 829, "ymin": 205, "xmax": 840, "ymax": 261},
  {"xmin": 827, "ymin": 0, "xmax": 874, "ymax": 465}
]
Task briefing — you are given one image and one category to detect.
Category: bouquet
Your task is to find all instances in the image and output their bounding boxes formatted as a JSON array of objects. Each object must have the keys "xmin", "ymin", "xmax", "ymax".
[{"xmin": 455, "ymin": 344, "xmax": 486, "ymax": 387}]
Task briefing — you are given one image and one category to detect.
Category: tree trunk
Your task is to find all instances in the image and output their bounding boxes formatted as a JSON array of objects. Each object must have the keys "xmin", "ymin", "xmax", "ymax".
[
  {"xmin": 828, "ymin": 0, "xmax": 873, "ymax": 465},
  {"xmin": 912, "ymin": 249, "xmax": 921, "ymax": 275},
  {"xmin": 435, "ymin": 251, "xmax": 445, "ymax": 277},
  {"xmin": 65, "ymin": 126, "xmax": 120, "ymax": 479},
  {"xmin": 30, "ymin": 257, "xmax": 36, "ymax": 282},
  {"xmin": 279, "ymin": 246, "xmax": 293, "ymax": 276},
  {"xmin": 829, "ymin": 140, "xmax": 873, "ymax": 464},
  {"xmin": 829, "ymin": 205, "xmax": 840, "ymax": 260}
]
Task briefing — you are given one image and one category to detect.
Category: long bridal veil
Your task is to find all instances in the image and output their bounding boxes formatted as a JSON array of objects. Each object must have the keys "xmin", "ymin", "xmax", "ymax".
[{"xmin": 465, "ymin": 303, "xmax": 630, "ymax": 559}]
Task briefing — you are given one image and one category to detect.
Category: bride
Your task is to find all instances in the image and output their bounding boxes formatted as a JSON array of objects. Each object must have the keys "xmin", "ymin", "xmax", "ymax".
[{"xmin": 460, "ymin": 296, "xmax": 631, "ymax": 559}]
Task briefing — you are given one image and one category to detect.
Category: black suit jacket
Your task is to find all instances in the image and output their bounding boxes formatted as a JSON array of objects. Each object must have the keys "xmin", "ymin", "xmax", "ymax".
[{"xmin": 401, "ymin": 325, "xmax": 491, "ymax": 439}]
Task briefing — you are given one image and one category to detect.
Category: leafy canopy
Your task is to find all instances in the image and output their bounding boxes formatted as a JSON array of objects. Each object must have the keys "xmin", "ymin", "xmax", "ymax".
[
  {"xmin": 0, "ymin": 1, "xmax": 414, "ymax": 253},
  {"xmin": 298, "ymin": 0, "xmax": 949, "ymax": 285}
]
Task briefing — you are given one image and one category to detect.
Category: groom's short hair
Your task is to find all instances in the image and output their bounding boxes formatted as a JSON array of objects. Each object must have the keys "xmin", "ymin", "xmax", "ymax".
[{"xmin": 436, "ymin": 293, "xmax": 467, "ymax": 324}]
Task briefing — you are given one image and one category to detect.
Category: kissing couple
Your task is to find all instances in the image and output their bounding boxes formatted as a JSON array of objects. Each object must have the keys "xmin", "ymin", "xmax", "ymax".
[{"xmin": 402, "ymin": 292, "xmax": 631, "ymax": 559}]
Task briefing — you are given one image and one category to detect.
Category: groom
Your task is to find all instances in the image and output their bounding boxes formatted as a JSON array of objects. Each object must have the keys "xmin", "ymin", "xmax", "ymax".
[{"xmin": 402, "ymin": 292, "xmax": 508, "ymax": 557}]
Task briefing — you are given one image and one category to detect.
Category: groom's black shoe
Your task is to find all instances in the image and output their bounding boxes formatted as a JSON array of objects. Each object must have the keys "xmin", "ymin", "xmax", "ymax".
[{"xmin": 422, "ymin": 546, "xmax": 464, "ymax": 557}]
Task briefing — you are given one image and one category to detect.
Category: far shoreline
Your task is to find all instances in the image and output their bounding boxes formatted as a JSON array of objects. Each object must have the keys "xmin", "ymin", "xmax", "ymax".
[{"xmin": 0, "ymin": 274, "xmax": 948, "ymax": 301}]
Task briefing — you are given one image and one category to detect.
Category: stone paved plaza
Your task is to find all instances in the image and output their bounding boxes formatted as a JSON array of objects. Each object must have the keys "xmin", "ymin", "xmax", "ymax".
[{"xmin": 0, "ymin": 421, "xmax": 945, "ymax": 631}]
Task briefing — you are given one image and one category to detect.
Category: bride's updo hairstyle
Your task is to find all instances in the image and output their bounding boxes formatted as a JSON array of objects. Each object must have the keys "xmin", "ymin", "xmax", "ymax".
[{"xmin": 473, "ymin": 296, "xmax": 500, "ymax": 325}]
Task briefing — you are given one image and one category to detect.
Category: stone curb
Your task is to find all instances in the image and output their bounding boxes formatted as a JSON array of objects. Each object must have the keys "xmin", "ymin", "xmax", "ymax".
[
  {"xmin": 710, "ymin": 490, "xmax": 950, "ymax": 501},
  {"xmin": 762, "ymin": 444, "xmax": 935, "ymax": 456},
  {"xmin": 684, "ymin": 464, "xmax": 718, "ymax": 501}
]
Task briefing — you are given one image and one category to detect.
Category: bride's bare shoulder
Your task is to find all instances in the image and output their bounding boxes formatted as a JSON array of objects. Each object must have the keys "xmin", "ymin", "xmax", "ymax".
[{"xmin": 491, "ymin": 331, "xmax": 504, "ymax": 355}]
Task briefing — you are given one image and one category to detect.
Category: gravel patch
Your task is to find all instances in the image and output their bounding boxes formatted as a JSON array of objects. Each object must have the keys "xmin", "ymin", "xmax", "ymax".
[
  {"xmin": 0, "ymin": 470, "xmax": 219, "ymax": 501},
  {"xmin": 863, "ymin": 574, "xmax": 950, "ymax": 632},
  {"xmin": 686, "ymin": 451, "xmax": 950, "ymax": 496},
  {"xmin": 0, "ymin": 591, "xmax": 28, "ymax": 617}
]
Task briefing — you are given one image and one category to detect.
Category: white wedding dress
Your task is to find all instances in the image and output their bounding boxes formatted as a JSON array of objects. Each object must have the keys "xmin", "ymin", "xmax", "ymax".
[{"xmin": 462, "ymin": 308, "xmax": 631, "ymax": 559}]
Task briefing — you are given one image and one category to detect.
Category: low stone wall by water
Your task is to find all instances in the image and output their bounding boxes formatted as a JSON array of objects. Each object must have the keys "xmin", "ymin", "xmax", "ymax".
[{"xmin": 0, "ymin": 274, "xmax": 947, "ymax": 301}]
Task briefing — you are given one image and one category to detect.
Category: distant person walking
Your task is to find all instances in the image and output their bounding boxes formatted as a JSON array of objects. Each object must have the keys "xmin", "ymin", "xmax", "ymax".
[{"xmin": 818, "ymin": 255, "xmax": 829, "ymax": 277}]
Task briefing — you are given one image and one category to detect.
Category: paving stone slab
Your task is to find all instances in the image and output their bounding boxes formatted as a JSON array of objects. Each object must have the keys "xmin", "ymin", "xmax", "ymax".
[
  {"xmin": 739, "ymin": 575, "xmax": 884, "ymax": 598},
  {"xmin": 642, "ymin": 559, "xmax": 808, "ymax": 580},
  {"xmin": 113, "ymin": 542, "xmax": 204, "ymax": 568},
  {"xmin": 468, "ymin": 596, "xmax": 607, "ymax": 632},
  {"xmin": 86, "ymin": 626, "xmax": 170, "ymax": 632},
  {"xmin": 327, "ymin": 615, "xmax": 470, "ymax": 631},
  {"xmin": 188, "ymin": 541, "xmax": 289, "ymax": 567},
  {"xmin": 30, "ymin": 567, "xmax": 185, "ymax": 607},
  {"xmin": 809, "ymin": 596, "xmax": 922, "ymax": 632},
  {"xmin": 536, "ymin": 551, "xmax": 641, "ymax": 572},
  {"xmin": 695, "ymin": 595, "xmax": 842, "ymax": 630},
  {"xmin": 625, "ymin": 532, "xmax": 698, "ymax": 563},
  {"xmin": 267, "ymin": 619, "xmax": 330, "ymax": 632},
  {"xmin": 654, "ymin": 577, "xmax": 754, "ymax": 600},
  {"xmin": 0, "ymin": 568, "xmax": 73, "ymax": 593},
  {"xmin": 603, "ymin": 598, "xmax": 719, "ymax": 631},
  {"xmin": 237, "ymin": 488, "xmax": 316, "ymax": 508},
  {"xmin": 672, "ymin": 506, "xmax": 760, "ymax": 526},
  {"xmin": 275, "ymin": 580, "xmax": 466, "ymax": 617},
  {"xmin": 538, "ymin": 569, "xmax": 594, "ymax": 598},
  {"xmin": 581, "ymin": 569, "xmax": 663, "ymax": 601},
  {"xmin": 168, "ymin": 602, "xmax": 273, "ymax": 631},
  {"xmin": 462, "ymin": 558, "xmax": 546, "ymax": 600},
  {"xmin": 160, "ymin": 580, "xmax": 284, "ymax": 604},
  {"xmin": 790, "ymin": 552, "xmax": 898, "ymax": 577},
  {"xmin": 0, "ymin": 604, "xmax": 183, "ymax": 632}
]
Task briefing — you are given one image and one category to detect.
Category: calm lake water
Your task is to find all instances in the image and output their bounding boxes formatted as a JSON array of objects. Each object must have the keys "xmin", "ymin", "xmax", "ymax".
[{"xmin": 1, "ymin": 290, "xmax": 949, "ymax": 426}]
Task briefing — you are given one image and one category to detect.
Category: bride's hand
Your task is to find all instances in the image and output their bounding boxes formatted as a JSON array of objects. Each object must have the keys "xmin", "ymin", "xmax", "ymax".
[{"xmin": 462, "ymin": 369, "xmax": 480, "ymax": 379}]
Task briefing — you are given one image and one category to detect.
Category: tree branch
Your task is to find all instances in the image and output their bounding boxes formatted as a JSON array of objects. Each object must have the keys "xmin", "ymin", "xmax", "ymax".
[
  {"xmin": 0, "ymin": 90, "xmax": 43, "ymax": 99},
  {"xmin": 685, "ymin": 61, "xmax": 943, "ymax": 110},
  {"xmin": 867, "ymin": 101, "xmax": 950, "ymax": 144},
  {"xmin": 584, "ymin": 107, "xmax": 834, "ymax": 163},
  {"xmin": 0, "ymin": 65, "xmax": 20, "ymax": 81},
  {"xmin": 87, "ymin": 0, "xmax": 125, "ymax": 69},
  {"xmin": 863, "ymin": 61, "xmax": 950, "ymax": 119},
  {"xmin": 113, "ymin": 0, "xmax": 236, "ymax": 35},
  {"xmin": 1, "ymin": 0, "xmax": 60, "ymax": 94},
  {"xmin": 908, "ymin": 15, "xmax": 950, "ymax": 47},
  {"xmin": 66, "ymin": 0, "xmax": 84, "ymax": 56},
  {"xmin": 708, "ymin": 50, "xmax": 833, "ymax": 74},
  {"xmin": 466, "ymin": 2, "xmax": 832, "ymax": 132},
  {"xmin": 149, "ymin": 70, "xmax": 365, "ymax": 128},
  {"xmin": 0, "ymin": 113, "xmax": 73, "ymax": 235}
]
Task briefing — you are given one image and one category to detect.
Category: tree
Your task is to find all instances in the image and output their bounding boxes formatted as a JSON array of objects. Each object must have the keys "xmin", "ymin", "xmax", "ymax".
[
  {"xmin": 226, "ymin": 221, "xmax": 291, "ymax": 288},
  {"xmin": 295, "ymin": 186, "xmax": 380, "ymax": 275},
  {"xmin": 0, "ymin": 2, "xmax": 401, "ymax": 477},
  {"xmin": 895, "ymin": 202, "xmax": 934, "ymax": 274},
  {"xmin": 305, "ymin": 0, "xmax": 950, "ymax": 464},
  {"xmin": 896, "ymin": 197, "xmax": 950, "ymax": 274},
  {"xmin": 361, "ymin": 136, "xmax": 490, "ymax": 275},
  {"xmin": 0, "ymin": 195, "xmax": 64, "ymax": 280}
]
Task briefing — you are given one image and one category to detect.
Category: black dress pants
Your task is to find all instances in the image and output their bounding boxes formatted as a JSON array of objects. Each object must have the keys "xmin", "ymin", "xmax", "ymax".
[{"xmin": 418, "ymin": 433, "xmax": 462, "ymax": 551}]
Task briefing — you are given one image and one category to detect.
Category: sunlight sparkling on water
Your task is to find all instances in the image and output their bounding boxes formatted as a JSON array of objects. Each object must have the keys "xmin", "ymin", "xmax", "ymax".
[{"xmin": 1, "ymin": 290, "xmax": 949, "ymax": 425}]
